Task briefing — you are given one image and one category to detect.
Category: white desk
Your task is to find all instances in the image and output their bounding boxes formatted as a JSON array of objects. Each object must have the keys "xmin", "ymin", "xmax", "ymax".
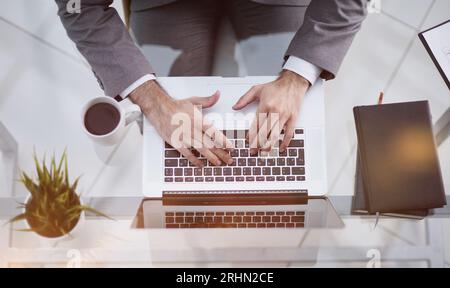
[
  {"xmin": 0, "ymin": 113, "xmax": 448, "ymax": 267},
  {"xmin": 0, "ymin": 65, "xmax": 448, "ymax": 266}
]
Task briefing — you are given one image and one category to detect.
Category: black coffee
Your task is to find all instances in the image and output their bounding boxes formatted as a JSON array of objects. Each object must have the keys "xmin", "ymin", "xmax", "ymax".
[{"xmin": 84, "ymin": 102, "xmax": 120, "ymax": 135}]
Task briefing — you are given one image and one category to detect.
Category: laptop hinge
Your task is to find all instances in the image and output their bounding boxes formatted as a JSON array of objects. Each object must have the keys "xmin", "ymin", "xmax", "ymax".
[{"xmin": 162, "ymin": 190, "xmax": 308, "ymax": 206}]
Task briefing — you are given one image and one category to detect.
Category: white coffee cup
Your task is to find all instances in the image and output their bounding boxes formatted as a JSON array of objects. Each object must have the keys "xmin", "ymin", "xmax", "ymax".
[{"xmin": 81, "ymin": 96, "xmax": 141, "ymax": 146}]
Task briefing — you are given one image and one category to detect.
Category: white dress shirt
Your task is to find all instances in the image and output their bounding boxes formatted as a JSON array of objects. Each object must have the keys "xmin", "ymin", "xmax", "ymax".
[
  {"xmin": 282, "ymin": 56, "xmax": 321, "ymax": 86},
  {"xmin": 119, "ymin": 56, "xmax": 321, "ymax": 98}
]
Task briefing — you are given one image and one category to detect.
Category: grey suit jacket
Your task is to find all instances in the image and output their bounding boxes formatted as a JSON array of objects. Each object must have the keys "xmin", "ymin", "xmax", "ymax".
[
  {"xmin": 129, "ymin": 0, "xmax": 312, "ymax": 11},
  {"xmin": 55, "ymin": 0, "xmax": 367, "ymax": 97}
]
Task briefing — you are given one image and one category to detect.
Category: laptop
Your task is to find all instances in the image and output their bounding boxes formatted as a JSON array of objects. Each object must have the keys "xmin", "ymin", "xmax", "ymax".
[{"xmin": 142, "ymin": 77, "xmax": 342, "ymax": 229}]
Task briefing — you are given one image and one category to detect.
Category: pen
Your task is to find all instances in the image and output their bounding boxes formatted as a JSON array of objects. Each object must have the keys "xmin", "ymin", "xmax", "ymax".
[
  {"xmin": 377, "ymin": 91, "xmax": 384, "ymax": 105},
  {"xmin": 373, "ymin": 91, "xmax": 384, "ymax": 229}
]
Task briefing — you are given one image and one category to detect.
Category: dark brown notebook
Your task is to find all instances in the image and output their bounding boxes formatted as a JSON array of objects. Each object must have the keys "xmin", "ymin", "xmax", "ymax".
[
  {"xmin": 353, "ymin": 149, "xmax": 430, "ymax": 219},
  {"xmin": 353, "ymin": 101, "xmax": 446, "ymax": 216}
]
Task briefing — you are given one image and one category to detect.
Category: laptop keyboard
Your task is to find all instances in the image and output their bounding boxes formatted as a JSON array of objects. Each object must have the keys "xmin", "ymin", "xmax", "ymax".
[
  {"xmin": 164, "ymin": 129, "xmax": 305, "ymax": 183},
  {"xmin": 165, "ymin": 210, "xmax": 305, "ymax": 228}
]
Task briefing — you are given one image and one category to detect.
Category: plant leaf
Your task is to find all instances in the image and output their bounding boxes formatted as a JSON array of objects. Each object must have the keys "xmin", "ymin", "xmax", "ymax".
[
  {"xmin": 70, "ymin": 177, "xmax": 80, "ymax": 192},
  {"xmin": 33, "ymin": 150, "xmax": 43, "ymax": 181},
  {"xmin": 15, "ymin": 228, "xmax": 35, "ymax": 232},
  {"xmin": 64, "ymin": 151, "xmax": 69, "ymax": 185},
  {"xmin": 5, "ymin": 213, "xmax": 26, "ymax": 225},
  {"xmin": 21, "ymin": 172, "xmax": 37, "ymax": 198}
]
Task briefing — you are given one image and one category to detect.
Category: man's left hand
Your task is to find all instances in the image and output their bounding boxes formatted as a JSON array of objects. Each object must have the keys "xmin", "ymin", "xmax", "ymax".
[{"xmin": 232, "ymin": 70, "xmax": 310, "ymax": 155}]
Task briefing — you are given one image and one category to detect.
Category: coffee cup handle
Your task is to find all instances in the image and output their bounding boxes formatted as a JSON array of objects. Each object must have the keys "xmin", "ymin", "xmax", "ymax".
[{"xmin": 120, "ymin": 98, "xmax": 142, "ymax": 126}]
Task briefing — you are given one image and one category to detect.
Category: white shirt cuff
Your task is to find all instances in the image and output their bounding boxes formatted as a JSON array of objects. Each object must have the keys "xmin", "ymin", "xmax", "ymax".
[
  {"xmin": 119, "ymin": 74, "xmax": 156, "ymax": 98},
  {"xmin": 283, "ymin": 56, "xmax": 321, "ymax": 85}
]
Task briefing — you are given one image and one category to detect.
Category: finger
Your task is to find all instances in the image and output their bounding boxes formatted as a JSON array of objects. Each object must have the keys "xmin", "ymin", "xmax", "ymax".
[
  {"xmin": 198, "ymin": 147, "xmax": 222, "ymax": 166},
  {"xmin": 203, "ymin": 120, "xmax": 233, "ymax": 150},
  {"xmin": 178, "ymin": 147, "xmax": 203, "ymax": 167},
  {"xmin": 256, "ymin": 116, "xmax": 271, "ymax": 153},
  {"xmin": 249, "ymin": 114, "xmax": 269, "ymax": 155},
  {"xmin": 260, "ymin": 113, "xmax": 281, "ymax": 151},
  {"xmin": 199, "ymin": 131, "xmax": 216, "ymax": 150},
  {"xmin": 280, "ymin": 119, "xmax": 296, "ymax": 152},
  {"xmin": 212, "ymin": 148, "xmax": 233, "ymax": 165},
  {"xmin": 187, "ymin": 90, "xmax": 220, "ymax": 109},
  {"xmin": 232, "ymin": 86, "xmax": 259, "ymax": 110},
  {"xmin": 192, "ymin": 137, "xmax": 222, "ymax": 166},
  {"xmin": 249, "ymin": 111, "xmax": 267, "ymax": 155},
  {"xmin": 246, "ymin": 111, "xmax": 259, "ymax": 145},
  {"xmin": 262, "ymin": 115, "xmax": 285, "ymax": 152}
]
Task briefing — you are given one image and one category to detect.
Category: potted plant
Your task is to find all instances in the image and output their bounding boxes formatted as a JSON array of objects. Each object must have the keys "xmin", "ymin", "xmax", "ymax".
[{"xmin": 9, "ymin": 151, "xmax": 110, "ymax": 239}]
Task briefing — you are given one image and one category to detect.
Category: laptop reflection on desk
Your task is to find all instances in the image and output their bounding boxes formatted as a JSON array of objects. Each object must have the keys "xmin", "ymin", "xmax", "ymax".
[{"xmin": 135, "ymin": 195, "xmax": 343, "ymax": 229}]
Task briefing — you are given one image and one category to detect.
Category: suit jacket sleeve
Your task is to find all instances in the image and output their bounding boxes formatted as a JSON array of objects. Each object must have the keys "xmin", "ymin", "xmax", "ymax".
[
  {"xmin": 55, "ymin": 0, "xmax": 154, "ymax": 97},
  {"xmin": 285, "ymin": 0, "xmax": 368, "ymax": 80}
]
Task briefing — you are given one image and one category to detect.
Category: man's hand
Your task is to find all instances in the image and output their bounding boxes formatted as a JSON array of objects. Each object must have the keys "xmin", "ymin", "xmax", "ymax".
[
  {"xmin": 130, "ymin": 81, "xmax": 233, "ymax": 167},
  {"xmin": 232, "ymin": 70, "xmax": 309, "ymax": 155}
]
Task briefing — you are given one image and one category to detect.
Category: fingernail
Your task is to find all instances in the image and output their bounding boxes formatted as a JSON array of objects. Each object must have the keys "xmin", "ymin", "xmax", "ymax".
[{"xmin": 228, "ymin": 159, "xmax": 234, "ymax": 165}]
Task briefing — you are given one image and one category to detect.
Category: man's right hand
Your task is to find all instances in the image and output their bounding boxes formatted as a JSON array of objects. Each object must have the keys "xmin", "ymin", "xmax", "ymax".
[{"xmin": 129, "ymin": 80, "xmax": 233, "ymax": 167}]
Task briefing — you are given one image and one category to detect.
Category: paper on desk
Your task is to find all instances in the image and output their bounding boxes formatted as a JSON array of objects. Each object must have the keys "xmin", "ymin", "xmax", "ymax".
[{"xmin": 423, "ymin": 21, "xmax": 450, "ymax": 85}]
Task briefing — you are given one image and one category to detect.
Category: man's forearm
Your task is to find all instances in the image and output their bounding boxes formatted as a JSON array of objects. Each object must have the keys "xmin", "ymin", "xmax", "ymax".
[
  {"xmin": 285, "ymin": 0, "xmax": 368, "ymax": 80},
  {"xmin": 129, "ymin": 81, "xmax": 168, "ymax": 114},
  {"xmin": 55, "ymin": 0, "xmax": 154, "ymax": 97},
  {"xmin": 279, "ymin": 70, "xmax": 310, "ymax": 89}
]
